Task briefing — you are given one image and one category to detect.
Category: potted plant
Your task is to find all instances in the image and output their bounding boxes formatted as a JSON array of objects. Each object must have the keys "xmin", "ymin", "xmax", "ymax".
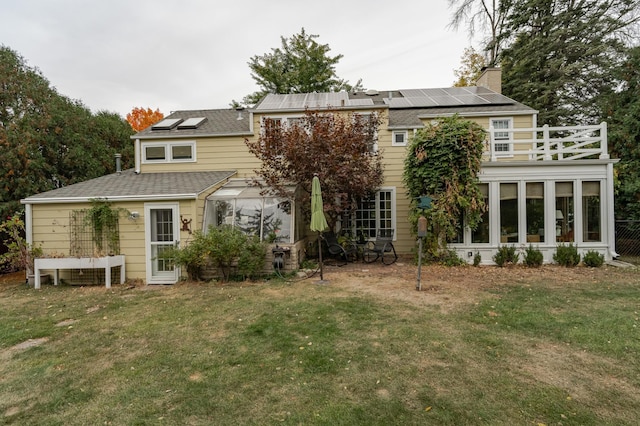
[{"xmin": 0, "ymin": 214, "xmax": 46, "ymax": 284}]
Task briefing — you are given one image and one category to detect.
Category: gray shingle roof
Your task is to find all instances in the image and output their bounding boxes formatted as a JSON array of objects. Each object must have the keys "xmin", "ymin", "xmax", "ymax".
[
  {"xmin": 134, "ymin": 109, "xmax": 251, "ymax": 139},
  {"xmin": 23, "ymin": 170, "xmax": 237, "ymax": 202},
  {"xmin": 388, "ymin": 103, "xmax": 537, "ymax": 129}
]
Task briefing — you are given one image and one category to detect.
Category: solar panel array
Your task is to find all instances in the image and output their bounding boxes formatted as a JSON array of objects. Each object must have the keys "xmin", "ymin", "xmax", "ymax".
[
  {"xmin": 256, "ymin": 92, "xmax": 373, "ymax": 110},
  {"xmin": 388, "ymin": 87, "xmax": 514, "ymax": 108}
]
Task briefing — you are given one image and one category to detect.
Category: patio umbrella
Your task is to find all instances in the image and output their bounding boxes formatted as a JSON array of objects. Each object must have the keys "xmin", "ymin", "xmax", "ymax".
[{"xmin": 310, "ymin": 175, "xmax": 329, "ymax": 281}]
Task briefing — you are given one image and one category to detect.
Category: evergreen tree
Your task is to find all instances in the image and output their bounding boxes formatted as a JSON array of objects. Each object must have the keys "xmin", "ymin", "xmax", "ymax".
[
  {"xmin": 500, "ymin": 0, "xmax": 638, "ymax": 126},
  {"xmin": 241, "ymin": 28, "xmax": 363, "ymax": 106},
  {"xmin": 601, "ymin": 46, "xmax": 640, "ymax": 219}
]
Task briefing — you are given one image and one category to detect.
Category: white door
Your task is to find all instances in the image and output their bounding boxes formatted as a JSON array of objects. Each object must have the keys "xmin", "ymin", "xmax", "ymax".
[{"xmin": 145, "ymin": 203, "xmax": 179, "ymax": 284}]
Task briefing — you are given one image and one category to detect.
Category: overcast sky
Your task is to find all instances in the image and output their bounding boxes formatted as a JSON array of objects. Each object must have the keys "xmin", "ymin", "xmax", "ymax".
[{"xmin": 2, "ymin": 0, "xmax": 476, "ymax": 117}]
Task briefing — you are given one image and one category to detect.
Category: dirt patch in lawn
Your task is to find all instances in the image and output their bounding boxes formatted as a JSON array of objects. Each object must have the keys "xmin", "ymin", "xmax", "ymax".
[{"xmin": 300, "ymin": 257, "xmax": 639, "ymax": 311}]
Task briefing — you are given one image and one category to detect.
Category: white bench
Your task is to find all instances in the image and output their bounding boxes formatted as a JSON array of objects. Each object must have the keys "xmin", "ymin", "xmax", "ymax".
[{"xmin": 33, "ymin": 255, "xmax": 126, "ymax": 289}]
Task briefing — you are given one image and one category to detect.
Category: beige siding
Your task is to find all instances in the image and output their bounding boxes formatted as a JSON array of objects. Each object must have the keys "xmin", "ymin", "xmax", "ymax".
[
  {"xmin": 31, "ymin": 198, "xmax": 206, "ymax": 283},
  {"xmin": 140, "ymin": 135, "xmax": 261, "ymax": 177}
]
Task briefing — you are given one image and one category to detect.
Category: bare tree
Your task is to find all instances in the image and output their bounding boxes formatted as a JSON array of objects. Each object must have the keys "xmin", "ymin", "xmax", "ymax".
[{"xmin": 447, "ymin": 0, "xmax": 511, "ymax": 65}]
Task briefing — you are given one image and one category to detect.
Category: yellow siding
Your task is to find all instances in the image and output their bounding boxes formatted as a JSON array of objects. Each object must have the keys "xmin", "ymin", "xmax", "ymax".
[
  {"xmin": 31, "ymin": 198, "xmax": 205, "ymax": 283},
  {"xmin": 140, "ymin": 135, "xmax": 261, "ymax": 177}
]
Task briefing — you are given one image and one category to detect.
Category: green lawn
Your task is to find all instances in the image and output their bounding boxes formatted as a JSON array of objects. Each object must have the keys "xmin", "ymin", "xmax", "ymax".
[{"xmin": 1, "ymin": 265, "xmax": 639, "ymax": 425}]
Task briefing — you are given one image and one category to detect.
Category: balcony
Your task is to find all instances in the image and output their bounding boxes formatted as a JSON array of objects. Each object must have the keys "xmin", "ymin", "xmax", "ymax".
[{"xmin": 485, "ymin": 122, "xmax": 609, "ymax": 162}]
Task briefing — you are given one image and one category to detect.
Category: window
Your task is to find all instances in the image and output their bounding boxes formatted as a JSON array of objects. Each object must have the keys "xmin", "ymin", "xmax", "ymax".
[
  {"xmin": 142, "ymin": 142, "xmax": 195, "ymax": 163},
  {"xmin": 353, "ymin": 113, "xmax": 378, "ymax": 153},
  {"xmin": 392, "ymin": 130, "xmax": 408, "ymax": 146},
  {"xmin": 582, "ymin": 181, "xmax": 601, "ymax": 242},
  {"xmin": 526, "ymin": 182, "xmax": 545, "ymax": 242},
  {"xmin": 354, "ymin": 189, "xmax": 395, "ymax": 239},
  {"xmin": 556, "ymin": 182, "xmax": 574, "ymax": 242},
  {"xmin": 205, "ymin": 181, "xmax": 295, "ymax": 244},
  {"xmin": 472, "ymin": 184, "xmax": 489, "ymax": 243},
  {"xmin": 500, "ymin": 183, "xmax": 518, "ymax": 242},
  {"xmin": 490, "ymin": 118, "xmax": 513, "ymax": 154}
]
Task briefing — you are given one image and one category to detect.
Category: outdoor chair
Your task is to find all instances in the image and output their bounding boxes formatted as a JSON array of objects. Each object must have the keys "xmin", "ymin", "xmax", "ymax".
[
  {"xmin": 363, "ymin": 229, "xmax": 398, "ymax": 265},
  {"xmin": 323, "ymin": 231, "xmax": 358, "ymax": 266}
]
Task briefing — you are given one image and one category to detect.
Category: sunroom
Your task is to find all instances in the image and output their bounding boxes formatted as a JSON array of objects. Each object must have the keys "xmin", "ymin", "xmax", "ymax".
[{"xmin": 203, "ymin": 179, "xmax": 306, "ymax": 269}]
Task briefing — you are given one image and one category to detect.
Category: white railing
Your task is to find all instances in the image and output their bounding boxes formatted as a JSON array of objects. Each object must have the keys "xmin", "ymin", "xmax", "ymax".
[{"xmin": 486, "ymin": 122, "xmax": 609, "ymax": 162}]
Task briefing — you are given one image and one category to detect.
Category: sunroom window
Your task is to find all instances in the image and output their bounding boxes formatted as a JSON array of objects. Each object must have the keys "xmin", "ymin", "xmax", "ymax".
[{"xmin": 204, "ymin": 180, "xmax": 296, "ymax": 243}]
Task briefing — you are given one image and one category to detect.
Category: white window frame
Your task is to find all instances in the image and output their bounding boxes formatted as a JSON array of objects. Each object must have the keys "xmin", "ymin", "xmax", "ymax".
[
  {"xmin": 142, "ymin": 141, "xmax": 196, "ymax": 163},
  {"xmin": 392, "ymin": 130, "xmax": 408, "ymax": 147},
  {"xmin": 490, "ymin": 117, "xmax": 513, "ymax": 157},
  {"xmin": 353, "ymin": 187, "xmax": 396, "ymax": 240}
]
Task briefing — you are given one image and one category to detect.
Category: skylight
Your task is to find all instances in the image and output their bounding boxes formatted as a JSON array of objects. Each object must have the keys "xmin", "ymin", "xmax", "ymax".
[
  {"xmin": 177, "ymin": 117, "xmax": 207, "ymax": 129},
  {"xmin": 151, "ymin": 118, "xmax": 183, "ymax": 130}
]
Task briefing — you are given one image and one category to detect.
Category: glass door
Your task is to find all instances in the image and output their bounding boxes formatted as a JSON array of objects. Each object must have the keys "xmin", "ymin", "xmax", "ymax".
[{"xmin": 145, "ymin": 203, "xmax": 179, "ymax": 284}]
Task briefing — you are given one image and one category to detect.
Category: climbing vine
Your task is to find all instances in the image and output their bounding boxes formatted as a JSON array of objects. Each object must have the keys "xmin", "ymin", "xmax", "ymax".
[
  {"xmin": 84, "ymin": 199, "xmax": 124, "ymax": 256},
  {"xmin": 403, "ymin": 115, "xmax": 486, "ymax": 256}
]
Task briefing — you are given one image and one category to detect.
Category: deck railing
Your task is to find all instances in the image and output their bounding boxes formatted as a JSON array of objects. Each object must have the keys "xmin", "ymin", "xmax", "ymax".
[{"xmin": 485, "ymin": 122, "xmax": 609, "ymax": 162}]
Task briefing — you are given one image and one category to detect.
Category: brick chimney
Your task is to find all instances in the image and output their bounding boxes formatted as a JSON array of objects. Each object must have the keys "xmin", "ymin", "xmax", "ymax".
[{"xmin": 476, "ymin": 67, "xmax": 502, "ymax": 94}]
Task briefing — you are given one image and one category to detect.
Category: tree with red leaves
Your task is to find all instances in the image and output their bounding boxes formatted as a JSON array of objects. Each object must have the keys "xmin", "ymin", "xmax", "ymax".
[{"xmin": 246, "ymin": 110, "xmax": 384, "ymax": 229}]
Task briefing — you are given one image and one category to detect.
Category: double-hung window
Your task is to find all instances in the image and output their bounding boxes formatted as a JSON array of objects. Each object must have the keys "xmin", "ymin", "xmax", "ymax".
[{"xmin": 490, "ymin": 118, "xmax": 513, "ymax": 155}]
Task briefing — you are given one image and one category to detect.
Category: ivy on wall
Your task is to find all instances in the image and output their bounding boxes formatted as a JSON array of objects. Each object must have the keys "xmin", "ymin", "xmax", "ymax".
[{"xmin": 403, "ymin": 115, "xmax": 486, "ymax": 255}]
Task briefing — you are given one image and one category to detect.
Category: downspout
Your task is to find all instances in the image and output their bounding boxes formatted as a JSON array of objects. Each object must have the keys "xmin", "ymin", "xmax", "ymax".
[
  {"xmin": 607, "ymin": 162, "xmax": 618, "ymax": 259},
  {"xmin": 24, "ymin": 203, "xmax": 33, "ymax": 246},
  {"xmin": 135, "ymin": 138, "xmax": 141, "ymax": 174}
]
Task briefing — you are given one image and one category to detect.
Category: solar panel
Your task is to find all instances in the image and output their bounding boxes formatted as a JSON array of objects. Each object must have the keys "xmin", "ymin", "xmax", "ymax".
[
  {"xmin": 177, "ymin": 117, "xmax": 207, "ymax": 129},
  {"xmin": 151, "ymin": 118, "xmax": 183, "ymax": 130}
]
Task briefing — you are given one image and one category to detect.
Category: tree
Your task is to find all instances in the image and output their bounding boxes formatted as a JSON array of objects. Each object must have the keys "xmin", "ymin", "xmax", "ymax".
[
  {"xmin": 447, "ymin": 0, "xmax": 511, "ymax": 65},
  {"xmin": 241, "ymin": 28, "xmax": 363, "ymax": 106},
  {"xmin": 600, "ymin": 46, "xmax": 640, "ymax": 219},
  {"xmin": 500, "ymin": 0, "xmax": 639, "ymax": 126},
  {"xmin": 403, "ymin": 115, "xmax": 486, "ymax": 256},
  {"xmin": 0, "ymin": 45, "xmax": 135, "ymax": 218},
  {"xmin": 126, "ymin": 107, "xmax": 164, "ymax": 132},
  {"xmin": 453, "ymin": 47, "xmax": 487, "ymax": 86},
  {"xmin": 245, "ymin": 110, "xmax": 384, "ymax": 229}
]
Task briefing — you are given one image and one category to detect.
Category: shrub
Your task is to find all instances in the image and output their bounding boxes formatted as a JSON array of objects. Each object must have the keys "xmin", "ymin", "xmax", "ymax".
[
  {"xmin": 553, "ymin": 243, "xmax": 581, "ymax": 267},
  {"xmin": 164, "ymin": 225, "xmax": 267, "ymax": 281},
  {"xmin": 493, "ymin": 245, "xmax": 519, "ymax": 267},
  {"xmin": 439, "ymin": 249, "xmax": 467, "ymax": 266},
  {"xmin": 583, "ymin": 250, "xmax": 605, "ymax": 268},
  {"xmin": 473, "ymin": 251, "xmax": 481, "ymax": 267},
  {"xmin": 523, "ymin": 245, "xmax": 544, "ymax": 267}
]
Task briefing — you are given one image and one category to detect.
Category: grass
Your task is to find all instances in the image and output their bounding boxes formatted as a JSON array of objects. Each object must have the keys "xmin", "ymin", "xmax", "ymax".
[{"xmin": 1, "ymin": 268, "xmax": 640, "ymax": 425}]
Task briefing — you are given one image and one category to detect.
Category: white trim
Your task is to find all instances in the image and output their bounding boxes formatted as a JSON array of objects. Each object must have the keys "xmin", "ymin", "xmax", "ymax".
[
  {"xmin": 391, "ymin": 130, "xmax": 408, "ymax": 147},
  {"xmin": 22, "ymin": 194, "xmax": 199, "ymax": 204},
  {"xmin": 144, "ymin": 202, "xmax": 180, "ymax": 284},
  {"xmin": 141, "ymin": 141, "xmax": 196, "ymax": 164},
  {"xmin": 490, "ymin": 117, "xmax": 513, "ymax": 158},
  {"xmin": 417, "ymin": 109, "xmax": 537, "ymax": 119}
]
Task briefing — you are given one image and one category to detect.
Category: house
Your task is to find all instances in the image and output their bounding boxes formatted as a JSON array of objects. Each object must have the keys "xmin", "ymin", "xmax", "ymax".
[{"xmin": 21, "ymin": 68, "xmax": 617, "ymax": 285}]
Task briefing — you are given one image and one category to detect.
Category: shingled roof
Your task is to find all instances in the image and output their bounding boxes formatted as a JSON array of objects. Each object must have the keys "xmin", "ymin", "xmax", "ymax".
[
  {"xmin": 133, "ymin": 109, "xmax": 252, "ymax": 139},
  {"xmin": 23, "ymin": 170, "xmax": 236, "ymax": 203}
]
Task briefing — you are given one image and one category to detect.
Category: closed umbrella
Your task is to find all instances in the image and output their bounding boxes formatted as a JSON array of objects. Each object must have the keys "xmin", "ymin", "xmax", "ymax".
[{"xmin": 310, "ymin": 175, "xmax": 329, "ymax": 281}]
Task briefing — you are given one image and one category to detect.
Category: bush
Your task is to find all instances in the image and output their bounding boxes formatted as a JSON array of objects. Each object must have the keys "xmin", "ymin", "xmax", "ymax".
[
  {"xmin": 439, "ymin": 249, "xmax": 467, "ymax": 266},
  {"xmin": 583, "ymin": 250, "xmax": 604, "ymax": 268},
  {"xmin": 523, "ymin": 245, "xmax": 544, "ymax": 267},
  {"xmin": 493, "ymin": 245, "xmax": 519, "ymax": 267},
  {"xmin": 164, "ymin": 225, "xmax": 267, "ymax": 281},
  {"xmin": 553, "ymin": 243, "xmax": 581, "ymax": 267},
  {"xmin": 473, "ymin": 251, "xmax": 481, "ymax": 267}
]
